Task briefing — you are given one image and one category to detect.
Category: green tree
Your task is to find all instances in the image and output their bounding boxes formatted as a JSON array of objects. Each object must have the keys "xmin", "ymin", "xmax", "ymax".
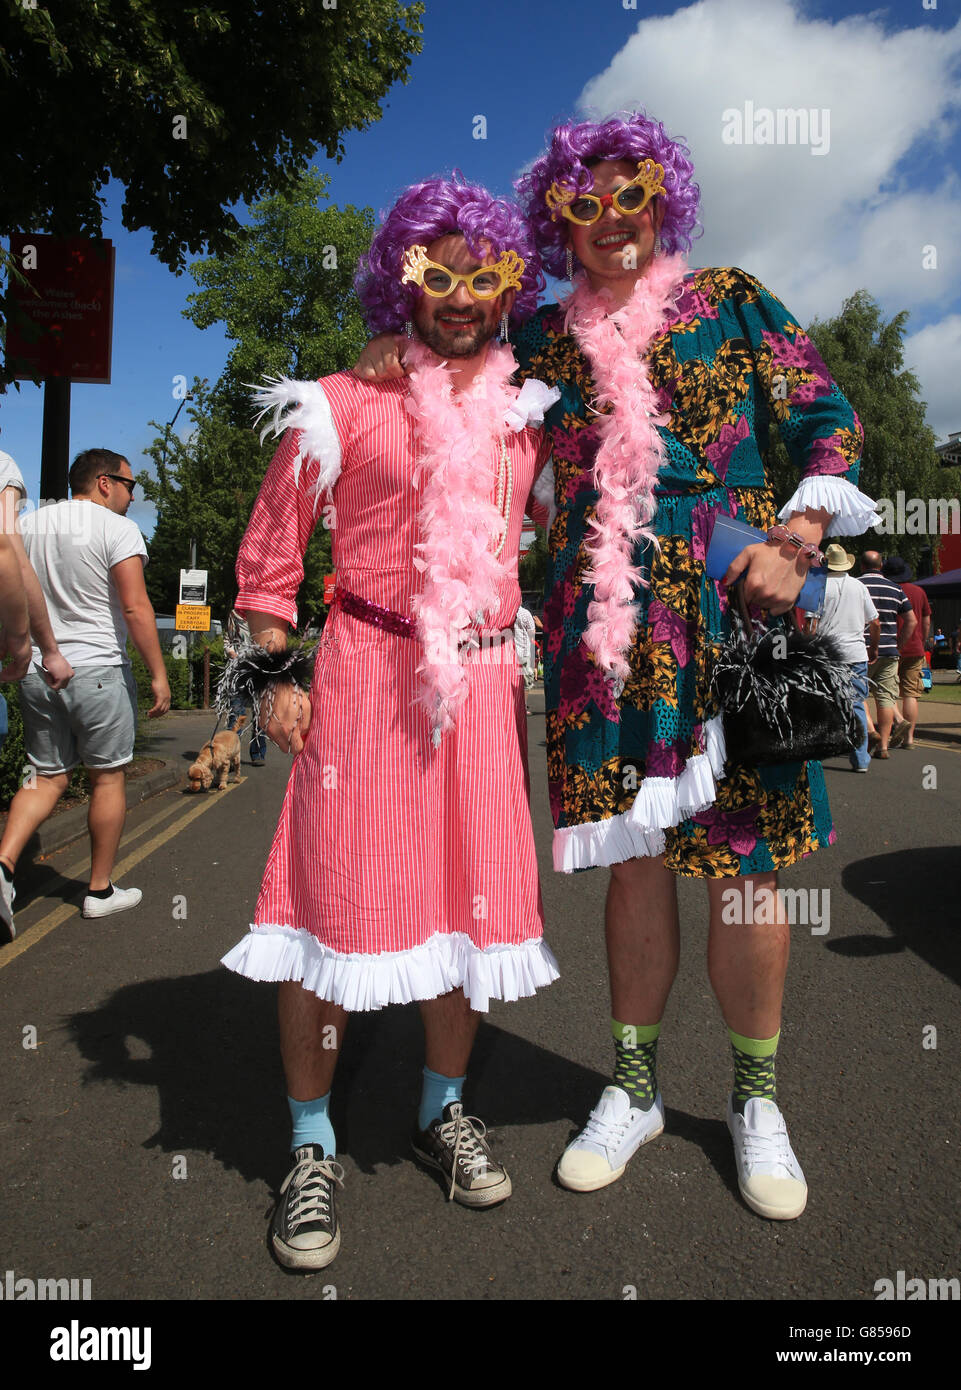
[
  {"xmin": 0, "ymin": 0, "xmax": 422, "ymax": 386},
  {"xmin": 0, "ymin": 0, "xmax": 422, "ymax": 268},
  {"xmin": 143, "ymin": 172, "xmax": 371, "ymax": 620},
  {"xmin": 765, "ymin": 290, "xmax": 958, "ymax": 573},
  {"xmin": 140, "ymin": 378, "xmax": 333, "ymax": 623},
  {"xmin": 519, "ymin": 526, "xmax": 548, "ymax": 598},
  {"xmin": 184, "ymin": 170, "xmax": 375, "ymax": 421}
]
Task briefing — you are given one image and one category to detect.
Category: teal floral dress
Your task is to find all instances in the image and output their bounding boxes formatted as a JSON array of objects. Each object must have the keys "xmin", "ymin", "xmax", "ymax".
[{"xmin": 512, "ymin": 266, "xmax": 868, "ymax": 878}]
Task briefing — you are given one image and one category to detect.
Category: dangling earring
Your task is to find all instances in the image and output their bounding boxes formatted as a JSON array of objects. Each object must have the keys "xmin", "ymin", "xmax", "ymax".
[
  {"xmin": 405, "ymin": 319, "xmax": 413, "ymax": 338},
  {"xmin": 500, "ymin": 311, "xmax": 509, "ymax": 343},
  {"xmin": 566, "ymin": 246, "xmax": 574, "ymax": 281},
  {"xmin": 654, "ymin": 235, "xmax": 662, "ymax": 256}
]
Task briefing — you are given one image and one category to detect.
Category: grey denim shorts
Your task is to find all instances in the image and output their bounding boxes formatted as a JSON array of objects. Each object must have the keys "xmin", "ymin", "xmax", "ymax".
[{"xmin": 19, "ymin": 665, "xmax": 138, "ymax": 775}]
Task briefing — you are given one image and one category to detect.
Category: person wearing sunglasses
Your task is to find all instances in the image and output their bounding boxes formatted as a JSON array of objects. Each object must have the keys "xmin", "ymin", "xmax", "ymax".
[
  {"xmin": 1, "ymin": 448, "xmax": 170, "ymax": 929},
  {"xmin": 356, "ymin": 112, "xmax": 880, "ymax": 1225},
  {"xmin": 223, "ymin": 176, "xmax": 560, "ymax": 1272},
  {"xmin": 509, "ymin": 112, "xmax": 881, "ymax": 1221}
]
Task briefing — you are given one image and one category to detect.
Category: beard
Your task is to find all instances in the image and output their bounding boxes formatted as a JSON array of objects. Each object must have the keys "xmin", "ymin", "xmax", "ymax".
[{"xmin": 414, "ymin": 309, "xmax": 496, "ymax": 359}]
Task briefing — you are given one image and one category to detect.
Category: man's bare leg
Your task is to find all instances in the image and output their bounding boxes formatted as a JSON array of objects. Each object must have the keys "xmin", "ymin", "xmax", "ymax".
[
  {"xmin": 606, "ymin": 854, "xmax": 680, "ymax": 1023},
  {"xmin": 278, "ymin": 981, "xmax": 347, "ymax": 1102},
  {"xmin": 557, "ymin": 855, "xmax": 678, "ymax": 1192},
  {"xmin": 272, "ymin": 982, "xmax": 347, "ymax": 1269},
  {"xmin": 876, "ymin": 704, "xmax": 895, "ymax": 753},
  {"xmin": 86, "ymin": 767, "xmax": 128, "ymax": 890},
  {"xmin": 706, "ymin": 872, "xmax": 806, "ymax": 1219},
  {"xmin": 420, "ymin": 986, "xmax": 480, "ymax": 1077},
  {"xmin": 0, "ymin": 772, "xmax": 68, "ymax": 871},
  {"xmin": 900, "ymin": 693, "xmax": 918, "ymax": 746},
  {"xmin": 706, "ymin": 872, "xmax": 788, "ymax": 1040},
  {"xmin": 414, "ymin": 986, "xmax": 509, "ymax": 1206}
]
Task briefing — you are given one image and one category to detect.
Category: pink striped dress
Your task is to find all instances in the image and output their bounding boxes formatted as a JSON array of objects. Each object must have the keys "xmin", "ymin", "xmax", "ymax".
[{"xmin": 221, "ymin": 370, "xmax": 560, "ymax": 1011}]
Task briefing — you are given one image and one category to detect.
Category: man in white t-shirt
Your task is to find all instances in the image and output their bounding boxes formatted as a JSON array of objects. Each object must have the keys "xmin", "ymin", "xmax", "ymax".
[
  {"xmin": 0, "ymin": 449, "xmax": 74, "ymax": 688},
  {"xmin": 0, "ymin": 449, "xmax": 171, "ymax": 930},
  {"xmin": 805, "ymin": 543, "xmax": 880, "ymax": 773},
  {"xmin": 0, "ymin": 448, "xmax": 76, "ymax": 943}
]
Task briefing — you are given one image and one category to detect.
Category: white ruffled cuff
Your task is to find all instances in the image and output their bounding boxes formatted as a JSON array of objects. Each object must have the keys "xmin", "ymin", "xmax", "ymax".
[
  {"xmin": 553, "ymin": 716, "xmax": 728, "ymax": 872},
  {"xmin": 251, "ymin": 376, "xmax": 343, "ymax": 506},
  {"xmin": 778, "ymin": 475, "xmax": 881, "ymax": 536},
  {"xmin": 222, "ymin": 926, "xmax": 560, "ymax": 1013},
  {"xmin": 504, "ymin": 377, "xmax": 560, "ymax": 432}
]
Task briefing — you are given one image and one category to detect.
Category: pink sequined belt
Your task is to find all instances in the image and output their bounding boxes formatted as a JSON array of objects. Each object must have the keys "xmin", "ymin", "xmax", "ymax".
[
  {"xmin": 333, "ymin": 587, "xmax": 514, "ymax": 656},
  {"xmin": 333, "ymin": 586, "xmax": 417, "ymax": 638}
]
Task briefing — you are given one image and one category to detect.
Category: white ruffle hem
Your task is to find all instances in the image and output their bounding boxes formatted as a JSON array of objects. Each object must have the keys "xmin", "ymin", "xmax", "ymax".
[
  {"xmin": 778, "ymin": 475, "xmax": 881, "ymax": 536},
  {"xmin": 553, "ymin": 714, "xmax": 728, "ymax": 872},
  {"xmin": 221, "ymin": 925, "xmax": 560, "ymax": 1013}
]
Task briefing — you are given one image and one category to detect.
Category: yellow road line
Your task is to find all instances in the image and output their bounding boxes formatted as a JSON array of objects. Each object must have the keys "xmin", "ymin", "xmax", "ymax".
[
  {"xmin": 46, "ymin": 790, "xmax": 188, "ymax": 879},
  {"xmin": 0, "ymin": 778, "xmax": 246, "ymax": 971}
]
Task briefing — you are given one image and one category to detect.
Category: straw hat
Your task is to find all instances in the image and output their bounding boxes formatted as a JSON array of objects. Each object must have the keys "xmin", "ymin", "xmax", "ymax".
[{"xmin": 824, "ymin": 543, "xmax": 855, "ymax": 572}]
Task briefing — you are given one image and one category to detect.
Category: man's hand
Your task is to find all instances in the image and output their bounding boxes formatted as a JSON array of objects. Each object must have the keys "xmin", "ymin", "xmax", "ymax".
[
  {"xmin": 260, "ymin": 681, "xmax": 312, "ymax": 754},
  {"xmin": 148, "ymin": 674, "xmax": 171, "ymax": 718},
  {"xmin": 722, "ymin": 542, "xmax": 810, "ymax": 617},
  {"xmin": 353, "ymin": 333, "xmax": 409, "ymax": 381},
  {"xmin": 38, "ymin": 650, "xmax": 74, "ymax": 690},
  {"xmin": 0, "ymin": 628, "xmax": 33, "ymax": 683}
]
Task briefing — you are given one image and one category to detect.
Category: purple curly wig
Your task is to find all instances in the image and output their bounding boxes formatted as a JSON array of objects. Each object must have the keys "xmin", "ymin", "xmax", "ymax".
[
  {"xmin": 354, "ymin": 175, "xmax": 544, "ymax": 333},
  {"xmin": 515, "ymin": 113, "xmax": 701, "ymax": 280}
]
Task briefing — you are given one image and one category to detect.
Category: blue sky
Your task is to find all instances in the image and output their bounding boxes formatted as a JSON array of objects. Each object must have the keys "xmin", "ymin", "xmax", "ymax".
[{"xmin": 3, "ymin": 0, "xmax": 960, "ymax": 541}]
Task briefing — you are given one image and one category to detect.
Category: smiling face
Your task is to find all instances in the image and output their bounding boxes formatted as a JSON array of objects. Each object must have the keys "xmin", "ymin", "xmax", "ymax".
[
  {"xmin": 411, "ymin": 234, "xmax": 514, "ymax": 358},
  {"xmin": 566, "ymin": 158, "xmax": 664, "ymax": 289}
]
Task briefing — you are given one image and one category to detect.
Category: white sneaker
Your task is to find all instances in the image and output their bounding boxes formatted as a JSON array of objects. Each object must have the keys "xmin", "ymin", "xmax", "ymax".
[
  {"xmin": 557, "ymin": 1086, "xmax": 665, "ymax": 1192},
  {"xmin": 81, "ymin": 884, "xmax": 143, "ymax": 919},
  {"xmin": 727, "ymin": 1095, "xmax": 807, "ymax": 1220},
  {"xmin": 0, "ymin": 868, "xmax": 15, "ymax": 944}
]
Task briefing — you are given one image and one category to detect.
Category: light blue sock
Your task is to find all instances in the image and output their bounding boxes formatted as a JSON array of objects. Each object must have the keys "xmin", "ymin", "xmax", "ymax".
[
  {"xmin": 418, "ymin": 1066, "xmax": 465, "ymax": 1131},
  {"xmin": 288, "ymin": 1092, "xmax": 335, "ymax": 1157}
]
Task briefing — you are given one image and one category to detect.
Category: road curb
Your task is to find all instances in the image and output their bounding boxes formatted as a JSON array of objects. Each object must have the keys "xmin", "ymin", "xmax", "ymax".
[
  {"xmin": 915, "ymin": 725, "xmax": 961, "ymax": 747},
  {"xmin": 29, "ymin": 763, "xmax": 184, "ymax": 860}
]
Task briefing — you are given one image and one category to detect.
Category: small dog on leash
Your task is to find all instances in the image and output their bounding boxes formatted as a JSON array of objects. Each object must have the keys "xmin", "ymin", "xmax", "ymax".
[{"xmin": 188, "ymin": 726, "xmax": 243, "ymax": 792}]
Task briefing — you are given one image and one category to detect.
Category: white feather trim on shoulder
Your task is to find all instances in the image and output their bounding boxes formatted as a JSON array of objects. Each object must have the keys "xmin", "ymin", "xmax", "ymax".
[
  {"xmin": 250, "ymin": 375, "xmax": 342, "ymax": 504},
  {"xmin": 504, "ymin": 377, "xmax": 560, "ymax": 432}
]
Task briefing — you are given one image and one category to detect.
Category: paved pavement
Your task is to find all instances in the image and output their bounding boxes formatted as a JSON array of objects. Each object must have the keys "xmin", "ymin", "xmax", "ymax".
[{"xmin": 1, "ymin": 706, "xmax": 959, "ymax": 1307}]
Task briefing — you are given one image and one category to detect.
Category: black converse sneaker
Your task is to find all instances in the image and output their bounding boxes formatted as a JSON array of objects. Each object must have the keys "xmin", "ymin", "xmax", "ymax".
[
  {"xmin": 411, "ymin": 1101, "xmax": 512, "ymax": 1208},
  {"xmin": 271, "ymin": 1144, "xmax": 344, "ymax": 1270}
]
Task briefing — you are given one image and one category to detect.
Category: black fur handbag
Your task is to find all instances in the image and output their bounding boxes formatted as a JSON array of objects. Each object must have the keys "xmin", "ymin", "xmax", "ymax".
[{"xmin": 710, "ymin": 584, "xmax": 860, "ymax": 766}]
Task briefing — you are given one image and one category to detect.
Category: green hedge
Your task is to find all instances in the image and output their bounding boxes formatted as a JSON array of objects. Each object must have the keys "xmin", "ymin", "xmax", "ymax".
[{"xmin": 0, "ymin": 683, "xmax": 89, "ymax": 809}]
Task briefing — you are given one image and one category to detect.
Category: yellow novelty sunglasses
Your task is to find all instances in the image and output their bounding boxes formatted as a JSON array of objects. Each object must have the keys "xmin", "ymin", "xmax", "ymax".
[
  {"xmin": 545, "ymin": 159, "xmax": 667, "ymax": 226},
  {"xmin": 400, "ymin": 245, "xmax": 525, "ymax": 299}
]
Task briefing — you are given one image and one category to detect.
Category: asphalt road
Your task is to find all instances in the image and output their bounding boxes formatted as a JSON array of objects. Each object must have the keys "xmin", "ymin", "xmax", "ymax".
[{"xmin": 1, "ymin": 707, "xmax": 959, "ymax": 1305}]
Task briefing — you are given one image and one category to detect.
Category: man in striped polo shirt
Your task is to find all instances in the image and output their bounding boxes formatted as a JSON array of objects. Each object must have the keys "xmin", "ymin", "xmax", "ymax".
[{"xmin": 858, "ymin": 551, "xmax": 915, "ymax": 758}]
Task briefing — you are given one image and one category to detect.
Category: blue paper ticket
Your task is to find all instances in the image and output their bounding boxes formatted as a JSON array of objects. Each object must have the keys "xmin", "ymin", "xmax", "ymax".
[{"xmin": 705, "ymin": 513, "xmax": 827, "ymax": 613}]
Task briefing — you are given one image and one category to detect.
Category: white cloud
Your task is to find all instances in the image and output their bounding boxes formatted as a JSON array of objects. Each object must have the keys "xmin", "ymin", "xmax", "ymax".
[
  {"xmin": 903, "ymin": 315, "xmax": 961, "ymax": 444},
  {"xmin": 576, "ymin": 0, "xmax": 961, "ymax": 438}
]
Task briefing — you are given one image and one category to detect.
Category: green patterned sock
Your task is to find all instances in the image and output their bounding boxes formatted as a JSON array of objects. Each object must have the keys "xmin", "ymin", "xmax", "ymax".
[
  {"xmin": 612, "ymin": 1019, "xmax": 660, "ymax": 1111},
  {"xmin": 729, "ymin": 1028, "xmax": 780, "ymax": 1114}
]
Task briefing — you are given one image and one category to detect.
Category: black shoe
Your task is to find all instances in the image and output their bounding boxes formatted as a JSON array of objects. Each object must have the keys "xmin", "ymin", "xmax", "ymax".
[
  {"xmin": 271, "ymin": 1144, "xmax": 344, "ymax": 1270},
  {"xmin": 411, "ymin": 1102, "xmax": 512, "ymax": 1207}
]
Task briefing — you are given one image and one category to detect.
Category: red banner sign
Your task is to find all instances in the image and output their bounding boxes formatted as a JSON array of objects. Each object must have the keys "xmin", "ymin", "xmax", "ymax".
[{"xmin": 5, "ymin": 235, "xmax": 115, "ymax": 384}]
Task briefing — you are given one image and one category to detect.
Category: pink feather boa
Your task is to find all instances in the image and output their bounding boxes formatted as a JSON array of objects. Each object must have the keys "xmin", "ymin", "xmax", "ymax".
[
  {"xmin": 403, "ymin": 338, "xmax": 518, "ymax": 743},
  {"xmin": 562, "ymin": 253, "xmax": 688, "ymax": 681}
]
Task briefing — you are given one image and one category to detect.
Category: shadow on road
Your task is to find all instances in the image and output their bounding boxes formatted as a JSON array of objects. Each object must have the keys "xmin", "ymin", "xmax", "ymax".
[
  {"xmin": 64, "ymin": 971, "xmax": 611, "ymax": 1189},
  {"xmin": 832, "ymin": 847, "xmax": 961, "ymax": 988}
]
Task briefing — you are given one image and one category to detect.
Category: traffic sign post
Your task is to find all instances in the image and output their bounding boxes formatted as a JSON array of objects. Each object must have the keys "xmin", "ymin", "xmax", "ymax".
[{"xmin": 176, "ymin": 568, "xmax": 210, "ymax": 707}]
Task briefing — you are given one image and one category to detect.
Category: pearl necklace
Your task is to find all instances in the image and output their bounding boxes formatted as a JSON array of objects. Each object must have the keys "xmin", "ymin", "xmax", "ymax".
[{"xmin": 492, "ymin": 438, "xmax": 512, "ymax": 559}]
